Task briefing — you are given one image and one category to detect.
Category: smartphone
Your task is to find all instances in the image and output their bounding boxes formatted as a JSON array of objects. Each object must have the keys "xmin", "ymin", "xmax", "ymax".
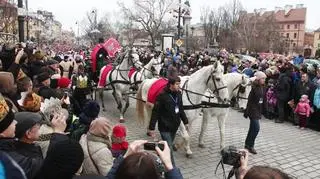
[{"xmin": 144, "ymin": 142, "xmax": 164, "ymax": 151}]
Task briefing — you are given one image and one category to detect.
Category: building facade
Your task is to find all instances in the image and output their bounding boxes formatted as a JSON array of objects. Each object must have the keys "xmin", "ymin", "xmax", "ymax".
[
  {"xmin": 313, "ymin": 28, "xmax": 320, "ymax": 57},
  {"xmin": 0, "ymin": 0, "xmax": 18, "ymax": 44}
]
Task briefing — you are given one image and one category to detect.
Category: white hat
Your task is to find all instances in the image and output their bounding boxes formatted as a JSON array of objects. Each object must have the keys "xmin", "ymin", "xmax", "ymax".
[{"xmin": 254, "ymin": 71, "xmax": 267, "ymax": 80}]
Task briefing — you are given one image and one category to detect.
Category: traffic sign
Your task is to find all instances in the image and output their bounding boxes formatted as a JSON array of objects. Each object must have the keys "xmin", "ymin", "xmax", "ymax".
[{"xmin": 176, "ymin": 39, "xmax": 183, "ymax": 47}]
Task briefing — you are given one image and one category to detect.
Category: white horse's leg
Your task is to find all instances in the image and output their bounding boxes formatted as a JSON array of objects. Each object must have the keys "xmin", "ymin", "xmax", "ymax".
[
  {"xmin": 217, "ymin": 113, "xmax": 227, "ymax": 149},
  {"xmin": 179, "ymin": 122, "xmax": 193, "ymax": 158},
  {"xmin": 199, "ymin": 109, "xmax": 210, "ymax": 148}
]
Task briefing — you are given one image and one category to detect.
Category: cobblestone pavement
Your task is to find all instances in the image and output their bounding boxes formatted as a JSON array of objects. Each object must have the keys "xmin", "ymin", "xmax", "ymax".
[{"xmin": 99, "ymin": 92, "xmax": 320, "ymax": 179}]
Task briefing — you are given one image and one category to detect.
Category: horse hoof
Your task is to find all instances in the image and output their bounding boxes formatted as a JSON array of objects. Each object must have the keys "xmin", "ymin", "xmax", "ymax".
[
  {"xmin": 119, "ymin": 119, "xmax": 125, "ymax": 123},
  {"xmin": 198, "ymin": 144, "xmax": 206, "ymax": 148},
  {"xmin": 186, "ymin": 154, "xmax": 193, "ymax": 158}
]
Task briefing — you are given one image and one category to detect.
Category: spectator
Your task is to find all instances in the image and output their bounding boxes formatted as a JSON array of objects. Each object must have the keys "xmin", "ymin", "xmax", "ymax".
[
  {"xmin": 244, "ymin": 71, "xmax": 266, "ymax": 154},
  {"xmin": 149, "ymin": 76, "xmax": 189, "ymax": 165},
  {"xmin": 72, "ymin": 64, "xmax": 91, "ymax": 108},
  {"xmin": 0, "ymin": 151, "xmax": 27, "ymax": 179},
  {"xmin": 294, "ymin": 95, "xmax": 311, "ymax": 129},
  {"xmin": 312, "ymin": 68, "xmax": 320, "ymax": 84},
  {"xmin": 107, "ymin": 140, "xmax": 183, "ymax": 179},
  {"xmin": 111, "ymin": 124, "xmax": 129, "ymax": 158},
  {"xmin": 35, "ymin": 138, "xmax": 84, "ymax": 179},
  {"xmin": 0, "ymin": 72, "xmax": 20, "ymax": 112},
  {"xmin": 70, "ymin": 100, "xmax": 100, "ymax": 141},
  {"xmin": 311, "ymin": 79, "xmax": 320, "ymax": 130},
  {"xmin": 79, "ymin": 117, "xmax": 113, "ymax": 175},
  {"xmin": 36, "ymin": 72, "xmax": 58, "ymax": 99},
  {"xmin": 275, "ymin": 67, "xmax": 292, "ymax": 123},
  {"xmin": 293, "ymin": 73, "xmax": 315, "ymax": 108}
]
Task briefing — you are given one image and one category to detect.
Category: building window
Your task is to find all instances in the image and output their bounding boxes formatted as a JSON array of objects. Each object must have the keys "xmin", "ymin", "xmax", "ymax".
[
  {"xmin": 281, "ymin": 24, "xmax": 284, "ymax": 29},
  {"xmin": 295, "ymin": 24, "xmax": 298, "ymax": 29},
  {"xmin": 286, "ymin": 33, "xmax": 290, "ymax": 38},
  {"xmin": 287, "ymin": 24, "xmax": 290, "ymax": 29},
  {"xmin": 294, "ymin": 33, "xmax": 297, "ymax": 38},
  {"xmin": 281, "ymin": 33, "xmax": 284, "ymax": 37},
  {"xmin": 293, "ymin": 43, "xmax": 296, "ymax": 47}
]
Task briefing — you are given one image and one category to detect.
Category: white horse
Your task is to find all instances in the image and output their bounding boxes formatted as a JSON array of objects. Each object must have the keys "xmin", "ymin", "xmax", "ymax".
[
  {"xmin": 98, "ymin": 49, "xmax": 143, "ymax": 121},
  {"xmin": 194, "ymin": 73, "xmax": 253, "ymax": 150},
  {"xmin": 129, "ymin": 54, "xmax": 163, "ymax": 88},
  {"xmin": 136, "ymin": 61, "xmax": 229, "ymax": 157}
]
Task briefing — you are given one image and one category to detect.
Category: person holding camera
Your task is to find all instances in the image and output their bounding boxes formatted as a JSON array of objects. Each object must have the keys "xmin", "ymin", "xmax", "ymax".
[
  {"xmin": 243, "ymin": 71, "xmax": 266, "ymax": 154},
  {"xmin": 148, "ymin": 76, "xmax": 189, "ymax": 166},
  {"xmin": 106, "ymin": 140, "xmax": 183, "ymax": 179}
]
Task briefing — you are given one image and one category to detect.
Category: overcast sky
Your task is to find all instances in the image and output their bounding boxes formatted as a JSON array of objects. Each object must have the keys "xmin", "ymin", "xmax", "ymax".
[{"xmin": 28, "ymin": 0, "xmax": 319, "ymax": 32}]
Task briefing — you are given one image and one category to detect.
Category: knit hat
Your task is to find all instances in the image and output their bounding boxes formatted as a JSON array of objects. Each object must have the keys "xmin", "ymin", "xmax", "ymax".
[
  {"xmin": 57, "ymin": 77, "xmax": 71, "ymax": 88},
  {"xmin": 0, "ymin": 93, "xmax": 14, "ymax": 133},
  {"xmin": 35, "ymin": 139, "xmax": 84, "ymax": 179},
  {"xmin": 15, "ymin": 112, "xmax": 42, "ymax": 139},
  {"xmin": 112, "ymin": 124, "xmax": 127, "ymax": 138},
  {"xmin": 300, "ymin": 95, "xmax": 309, "ymax": 103},
  {"xmin": 37, "ymin": 72, "xmax": 50, "ymax": 83},
  {"xmin": 34, "ymin": 51, "xmax": 45, "ymax": 60},
  {"xmin": 83, "ymin": 100, "xmax": 100, "ymax": 118},
  {"xmin": 89, "ymin": 117, "xmax": 112, "ymax": 138},
  {"xmin": 18, "ymin": 92, "xmax": 42, "ymax": 112},
  {"xmin": 254, "ymin": 71, "xmax": 267, "ymax": 80}
]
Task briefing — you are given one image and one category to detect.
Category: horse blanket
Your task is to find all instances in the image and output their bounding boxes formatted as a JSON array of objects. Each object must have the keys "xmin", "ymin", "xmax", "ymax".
[
  {"xmin": 147, "ymin": 78, "xmax": 168, "ymax": 104},
  {"xmin": 98, "ymin": 65, "xmax": 113, "ymax": 87}
]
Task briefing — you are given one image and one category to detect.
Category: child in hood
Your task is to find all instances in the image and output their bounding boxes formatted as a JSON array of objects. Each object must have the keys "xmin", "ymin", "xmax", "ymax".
[
  {"xmin": 111, "ymin": 124, "xmax": 128, "ymax": 158},
  {"xmin": 294, "ymin": 95, "xmax": 311, "ymax": 129}
]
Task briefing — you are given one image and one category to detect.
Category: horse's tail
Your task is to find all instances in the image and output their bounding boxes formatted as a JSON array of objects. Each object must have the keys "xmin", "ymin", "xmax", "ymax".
[{"xmin": 136, "ymin": 81, "xmax": 145, "ymax": 125}]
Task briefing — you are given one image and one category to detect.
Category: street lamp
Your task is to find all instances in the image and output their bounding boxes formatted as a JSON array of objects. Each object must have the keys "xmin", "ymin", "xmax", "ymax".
[{"xmin": 75, "ymin": 21, "xmax": 80, "ymax": 46}]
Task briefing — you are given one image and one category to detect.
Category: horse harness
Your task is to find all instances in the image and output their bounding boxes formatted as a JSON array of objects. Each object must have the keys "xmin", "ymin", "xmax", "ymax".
[{"xmin": 181, "ymin": 72, "xmax": 229, "ymax": 110}]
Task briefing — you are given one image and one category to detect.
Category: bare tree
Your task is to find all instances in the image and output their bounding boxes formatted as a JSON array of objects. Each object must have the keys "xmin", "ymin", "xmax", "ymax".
[
  {"xmin": 118, "ymin": 0, "xmax": 175, "ymax": 48},
  {"xmin": 0, "ymin": 0, "xmax": 18, "ymax": 43}
]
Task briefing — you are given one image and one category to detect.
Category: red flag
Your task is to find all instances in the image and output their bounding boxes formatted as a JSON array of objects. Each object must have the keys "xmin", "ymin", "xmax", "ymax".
[{"xmin": 103, "ymin": 38, "xmax": 121, "ymax": 58}]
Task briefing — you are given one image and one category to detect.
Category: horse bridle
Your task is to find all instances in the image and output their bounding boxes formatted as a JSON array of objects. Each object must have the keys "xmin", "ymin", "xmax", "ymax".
[{"xmin": 232, "ymin": 79, "xmax": 251, "ymax": 101}]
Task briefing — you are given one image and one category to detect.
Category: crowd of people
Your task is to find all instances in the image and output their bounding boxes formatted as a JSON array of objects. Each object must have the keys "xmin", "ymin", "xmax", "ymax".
[{"xmin": 0, "ymin": 41, "xmax": 311, "ymax": 179}]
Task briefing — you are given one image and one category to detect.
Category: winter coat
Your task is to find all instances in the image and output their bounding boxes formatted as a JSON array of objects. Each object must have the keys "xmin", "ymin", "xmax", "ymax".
[
  {"xmin": 106, "ymin": 155, "xmax": 183, "ymax": 179},
  {"xmin": 79, "ymin": 134, "xmax": 113, "ymax": 176},
  {"xmin": 37, "ymin": 85, "xmax": 59, "ymax": 99},
  {"xmin": 314, "ymin": 88, "xmax": 320, "ymax": 109},
  {"xmin": 0, "ymin": 138, "xmax": 43, "ymax": 179},
  {"xmin": 36, "ymin": 133, "xmax": 70, "ymax": 159},
  {"xmin": 149, "ymin": 86, "xmax": 188, "ymax": 133},
  {"xmin": 295, "ymin": 102, "xmax": 311, "ymax": 117},
  {"xmin": 244, "ymin": 82, "xmax": 264, "ymax": 120},
  {"xmin": 0, "ymin": 151, "xmax": 27, "ymax": 179},
  {"xmin": 293, "ymin": 80, "xmax": 316, "ymax": 106},
  {"xmin": 276, "ymin": 73, "xmax": 292, "ymax": 101}
]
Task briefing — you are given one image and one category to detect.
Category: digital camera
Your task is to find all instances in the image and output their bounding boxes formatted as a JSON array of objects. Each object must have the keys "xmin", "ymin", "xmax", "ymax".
[{"xmin": 221, "ymin": 146, "xmax": 246, "ymax": 168}]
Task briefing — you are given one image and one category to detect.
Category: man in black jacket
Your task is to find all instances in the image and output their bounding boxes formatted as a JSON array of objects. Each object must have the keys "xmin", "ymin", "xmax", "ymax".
[
  {"xmin": 149, "ymin": 76, "xmax": 188, "ymax": 165},
  {"xmin": 275, "ymin": 67, "xmax": 292, "ymax": 123},
  {"xmin": 0, "ymin": 106, "xmax": 68, "ymax": 179}
]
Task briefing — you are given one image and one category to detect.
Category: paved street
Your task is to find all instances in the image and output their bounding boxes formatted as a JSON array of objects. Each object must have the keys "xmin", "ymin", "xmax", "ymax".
[{"xmin": 99, "ymin": 91, "xmax": 320, "ymax": 179}]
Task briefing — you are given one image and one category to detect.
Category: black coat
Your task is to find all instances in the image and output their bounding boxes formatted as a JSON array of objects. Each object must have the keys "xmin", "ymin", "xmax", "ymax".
[
  {"xmin": 149, "ymin": 87, "xmax": 188, "ymax": 133},
  {"xmin": 244, "ymin": 83, "xmax": 264, "ymax": 120},
  {"xmin": 276, "ymin": 73, "xmax": 292, "ymax": 101},
  {"xmin": 38, "ymin": 85, "xmax": 59, "ymax": 99},
  {"xmin": 0, "ymin": 138, "xmax": 43, "ymax": 179},
  {"xmin": 293, "ymin": 80, "xmax": 316, "ymax": 106}
]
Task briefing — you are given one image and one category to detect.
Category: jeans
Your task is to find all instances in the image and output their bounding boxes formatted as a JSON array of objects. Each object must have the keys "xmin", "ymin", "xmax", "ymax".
[
  {"xmin": 245, "ymin": 119, "xmax": 260, "ymax": 148},
  {"xmin": 160, "ymin": 131, "xmax": 176, "ymax": 166}
]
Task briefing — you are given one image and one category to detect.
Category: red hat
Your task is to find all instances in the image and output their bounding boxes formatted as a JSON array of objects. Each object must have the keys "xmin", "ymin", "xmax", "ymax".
[
  {"xmin": 58, "ymin": 77, "xmax": 71, "ymax": 88},
  {"xmin": 112, "ymin": 124, "xmax": 127, "ymax": 138}
]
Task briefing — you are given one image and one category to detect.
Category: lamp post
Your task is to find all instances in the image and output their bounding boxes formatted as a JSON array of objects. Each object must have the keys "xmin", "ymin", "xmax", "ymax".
[
  {"xmin": 17, "ymin": 0, "xmax": 25, "ymax": 42},
  {"xmin": 76, "ymin": 21, "xmax": 80, "ymax": 46},
  {"xmin": 183, "ymin": 15, "xmax": 192, "ymax": 54}
]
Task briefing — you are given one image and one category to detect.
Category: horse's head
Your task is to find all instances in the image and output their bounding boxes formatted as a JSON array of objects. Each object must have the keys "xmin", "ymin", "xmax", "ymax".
[
  {"xmin": 151, "ymin": 54, "xmax": 163, "ymax": 76},
  {"xmin": 129, "ymin": 53, "xmax": 143, "ymax": 69},
  {"xmin": 237, "ymin": 75, "xmax": 253, "ymax": 109},
  {"xmin": 207, "ymin": 61, "xmax": 229, "ymax": 103}
]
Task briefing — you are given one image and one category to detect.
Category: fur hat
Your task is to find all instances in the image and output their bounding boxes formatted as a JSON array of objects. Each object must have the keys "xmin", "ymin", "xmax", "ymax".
[
  {"xmin": 21, "ymin": 92, "xmax": 42, "ymax": 112},
  {"xmin": 0, "ymin": 93, "xmax": 14, "ymax": 133},
  {"xmin": 89, "ymin": 117, "xmax": 112, "ymax": 139},
  {"xmin": 57, "ymin": 78, "xmax": 71, "ymax": 88}
]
